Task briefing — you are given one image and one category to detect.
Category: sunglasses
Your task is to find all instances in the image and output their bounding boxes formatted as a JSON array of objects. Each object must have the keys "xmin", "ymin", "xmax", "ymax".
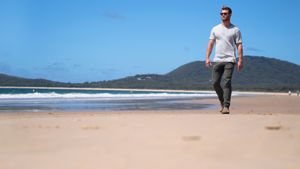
[{"xmin": 220, "ymin": 13, "xmax": 229, "ymax": 16}]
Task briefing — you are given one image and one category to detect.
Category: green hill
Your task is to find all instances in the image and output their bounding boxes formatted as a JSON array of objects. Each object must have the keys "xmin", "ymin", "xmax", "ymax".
[
  {"xmin": 95, "ymin": 56, "xmax": 300, "ymax": 91},
  {"xmin": 0, "ymin": 73, "xmax": 67, "ymax": 87},
  {"xmin": 0, "ymin": 56, "xmax": 300, "ymax": 91},
  {"xmin": 232, "ymin": 56, "xmax": 300, "ymax": 91}
]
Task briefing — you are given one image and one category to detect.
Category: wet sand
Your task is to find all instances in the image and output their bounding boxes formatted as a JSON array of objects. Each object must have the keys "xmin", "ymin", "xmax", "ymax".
[{"xmin": 0, "ymin": 95, "xmax": 300, "ymax": 169}]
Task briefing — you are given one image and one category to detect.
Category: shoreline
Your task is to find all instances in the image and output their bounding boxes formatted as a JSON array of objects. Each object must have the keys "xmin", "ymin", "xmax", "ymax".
[
  {"xmin": 0, "ymin": 92, "xmax": 297, "ymax": 114},
  {"xmin": 0, "ymin": 95, "xmax": 299, "ymax": 115},
  {"xmin": 0, "ymin": 86, "xmax": 292, "ymax": 96}
]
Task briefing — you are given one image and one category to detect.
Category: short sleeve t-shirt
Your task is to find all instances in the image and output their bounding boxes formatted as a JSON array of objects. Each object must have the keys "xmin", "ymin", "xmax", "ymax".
[{"xmin": 209, "ymin": 23, "xmax": 242, "ymax": 62}]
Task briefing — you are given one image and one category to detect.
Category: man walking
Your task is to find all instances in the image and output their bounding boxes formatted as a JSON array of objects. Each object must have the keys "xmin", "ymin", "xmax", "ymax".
[{"xmin": 205, "ymin": 6, "xmax": 243, "ymax": 114}]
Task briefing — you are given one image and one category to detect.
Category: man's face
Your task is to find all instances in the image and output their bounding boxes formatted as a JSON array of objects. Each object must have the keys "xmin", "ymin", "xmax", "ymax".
[{"xmin": 220, "ymin": 10, "xmax": 231, "ymax": 21}]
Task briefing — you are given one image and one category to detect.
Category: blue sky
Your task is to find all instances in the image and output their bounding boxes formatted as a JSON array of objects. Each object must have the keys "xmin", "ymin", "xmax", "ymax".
[{"xmin": 0, "ymin": 0, "xmax": 299, "ymax": 82}]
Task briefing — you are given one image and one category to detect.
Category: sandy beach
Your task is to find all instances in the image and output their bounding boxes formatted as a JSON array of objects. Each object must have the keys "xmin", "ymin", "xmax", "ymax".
[{"xmin": 0, "ymin": 94, "xmax": 300, "ymax": 169}]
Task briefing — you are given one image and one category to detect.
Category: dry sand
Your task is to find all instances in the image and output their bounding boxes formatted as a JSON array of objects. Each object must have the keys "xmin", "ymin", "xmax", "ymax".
[{"xmin": 0, "ymin": 95, "xmax": 300, "ymax": 169}]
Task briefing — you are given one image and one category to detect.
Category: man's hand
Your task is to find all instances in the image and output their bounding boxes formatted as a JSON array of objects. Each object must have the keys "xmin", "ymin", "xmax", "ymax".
[
  {"xmin": 237, "ymin": 60, "xmax": 243, "ymax": 71},
  {"xmin": 205, "ymin": 39, "xmax": 215, "ymax": 68},
  {"xmin": 205, "ymin": 59, "xmax": 211, "ymax": 68}
]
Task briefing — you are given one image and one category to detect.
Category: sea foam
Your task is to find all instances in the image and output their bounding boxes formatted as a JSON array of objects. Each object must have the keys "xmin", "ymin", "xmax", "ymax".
[{"xmin": 0, "ymin": 92, "xmax": 216, "ymax": 100}]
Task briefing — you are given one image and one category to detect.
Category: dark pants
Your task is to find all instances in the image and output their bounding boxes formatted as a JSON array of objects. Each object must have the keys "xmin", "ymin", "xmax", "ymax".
[{"xmin": 212, "ymin": 62, "xmax": 235, "ymax": 108}]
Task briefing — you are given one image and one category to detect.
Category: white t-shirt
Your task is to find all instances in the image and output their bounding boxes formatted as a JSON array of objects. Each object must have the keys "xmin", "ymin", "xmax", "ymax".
[{"xmin": 209, "ymin": 23, "xmax": 242, "ymax": 62}]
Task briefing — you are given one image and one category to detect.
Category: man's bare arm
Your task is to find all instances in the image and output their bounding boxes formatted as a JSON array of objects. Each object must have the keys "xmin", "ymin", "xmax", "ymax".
[
  {"xmin": 205, "ymin": 39, "xmax": 215, "ymax": 67},
  {"xmin": 237, "ymin": 43, "xmax": 243, "ymax": 71}
]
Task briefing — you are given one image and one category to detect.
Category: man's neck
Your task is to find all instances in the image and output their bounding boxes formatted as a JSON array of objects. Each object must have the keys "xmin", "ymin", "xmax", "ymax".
[{"xmin": 222, "ymin": 21, "xmax": 231, "ymax": 28}]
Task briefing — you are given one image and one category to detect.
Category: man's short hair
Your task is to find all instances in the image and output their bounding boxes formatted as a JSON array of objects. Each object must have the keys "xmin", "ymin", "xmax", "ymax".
[{"xmin": 221, "ymin": 6, "xmax": 232, "ymax": 14}]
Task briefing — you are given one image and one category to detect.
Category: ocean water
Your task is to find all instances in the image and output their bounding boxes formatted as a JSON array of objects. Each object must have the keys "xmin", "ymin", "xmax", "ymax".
[{"xmin": 0, "ymin": 87, "xmax": 217, "ymax": 112}]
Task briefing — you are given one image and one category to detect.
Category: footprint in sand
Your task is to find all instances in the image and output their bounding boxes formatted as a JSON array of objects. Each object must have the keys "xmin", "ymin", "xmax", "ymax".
[
  {"xmin": 265, "ymin": 125, "xmax": 282, "ymax": 130},
  {"xmin": 22, "ymin": 125, "xmax": 61, "ymax": 129},
  {"xmin": 81, "ymin": 125, "xmax": 100, "ymax": 130},
  {"xmin": 182, "ymin": 136, "xmax": 201, "ymax": 141}
]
